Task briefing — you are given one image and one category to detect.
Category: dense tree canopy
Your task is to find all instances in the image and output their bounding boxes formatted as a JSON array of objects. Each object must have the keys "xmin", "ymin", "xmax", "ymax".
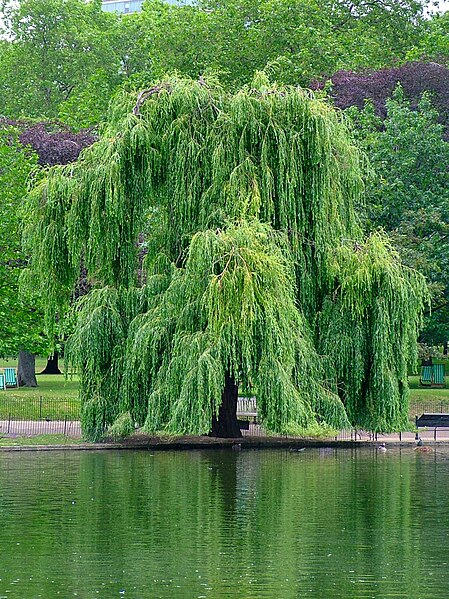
[
  {"xmin": 130, "ymin": 0, "xmax": 428, "ymax": 88},
  {"xmin": 343, "ymin": 83, "xmax": 449, "ymax": 347},
  {"xmin": 0, "ymin": 0, "xmax": 431, "ymax": 128},
  {"xmin": 320, "ymin": 62, "xmax": 449, "ymax": 138},
  {"xmin": 25, "ymin": 78, "xmax": 427, "ymax": 440},
  {"xmin": 407, "ymin": 9, "xmax": 449, "ymax": 65},
  {"xmin": 0, "ymin": 0, "xmax": 115, "ymax": 120},
  {"xmin": 0, "ymin": 128, "xmax": 49, "ymax": 360}
]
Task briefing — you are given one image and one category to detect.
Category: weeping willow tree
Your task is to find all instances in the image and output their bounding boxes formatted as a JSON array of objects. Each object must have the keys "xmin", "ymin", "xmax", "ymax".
[{"xmin": 25, "ymin": 76, "xmax": 427, "ymax": 440}]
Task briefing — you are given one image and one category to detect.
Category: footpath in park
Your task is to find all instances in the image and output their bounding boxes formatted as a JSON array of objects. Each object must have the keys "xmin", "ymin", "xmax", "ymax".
[{"xmin": 1, "ymin": 420, "xmax": 449, "ymax": 450}]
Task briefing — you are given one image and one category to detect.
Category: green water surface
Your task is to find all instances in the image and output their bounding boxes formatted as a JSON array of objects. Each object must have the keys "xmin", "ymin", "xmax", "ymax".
[{"xmin": 0, "ymin": 447, "xmax": 448, "ymax": 599}]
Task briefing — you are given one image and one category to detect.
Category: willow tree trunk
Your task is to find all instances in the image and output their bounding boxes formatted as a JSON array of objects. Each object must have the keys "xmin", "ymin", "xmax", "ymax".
[
  {"xmin": 210, "ymin": 373, "xmax": 242, "ymax": 438},
  {"xmin": 17, "ymin": 351, "xmax": 37, "ymax": 387},
  {"xmin": 40, "ymin": 351, "xmax": 62, "ymax": 374}
]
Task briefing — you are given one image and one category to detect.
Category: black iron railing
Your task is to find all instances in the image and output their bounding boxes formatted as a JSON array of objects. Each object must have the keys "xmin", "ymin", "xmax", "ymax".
[{"xmin": 0, "ymin": 395, "xmax": 81, "ymax": 436}]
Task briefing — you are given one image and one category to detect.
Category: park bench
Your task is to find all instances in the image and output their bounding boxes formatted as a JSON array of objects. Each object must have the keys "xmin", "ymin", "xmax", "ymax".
[
  {"xmin": 237, "ymin": 396, "xmax": 257, "ymax": 430},
  {"xmin": 0, "ymin": 374, "xmax": 5, "ymax": 391},
  {"xmin": 415, "ymin": 413, "xmax": 449, "ymax": 440},
  {"xmin": 433, "ymin": 364, "xmax": 445, "ymax": 386}
]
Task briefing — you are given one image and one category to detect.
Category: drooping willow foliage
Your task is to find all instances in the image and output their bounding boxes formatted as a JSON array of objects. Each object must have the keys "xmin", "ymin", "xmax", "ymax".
[
  {"xmin": 25, "ymin": 75, "xmax": 427, "ymax": 440},
  {"xmin": 319, "ymin": 234, "xmax": 427, "ymax": 432}
]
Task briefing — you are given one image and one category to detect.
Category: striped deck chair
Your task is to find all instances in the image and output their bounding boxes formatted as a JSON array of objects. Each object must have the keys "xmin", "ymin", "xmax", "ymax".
[
  {"xmin": 432, "ymin": 364, "xmax": 445, "ymax": 388},
  {"xmin": 4, "ymin": 367, "xmax": 18, "ymax": 388},
  {"xmin": 419, "ymin": 365, "xmax": 432, "ymax": 387}
]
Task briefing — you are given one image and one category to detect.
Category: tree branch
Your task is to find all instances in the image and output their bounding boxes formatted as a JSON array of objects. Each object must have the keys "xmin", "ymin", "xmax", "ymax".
[{"xmin": 133, "ymin": 84, "xmax": 172, "ymax": 116}]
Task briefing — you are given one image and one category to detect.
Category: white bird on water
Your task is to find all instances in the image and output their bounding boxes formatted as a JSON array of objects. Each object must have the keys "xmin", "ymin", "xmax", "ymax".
[{"xmin": 377, "ymin": 443, "xmax": 387, "ymax": 453}]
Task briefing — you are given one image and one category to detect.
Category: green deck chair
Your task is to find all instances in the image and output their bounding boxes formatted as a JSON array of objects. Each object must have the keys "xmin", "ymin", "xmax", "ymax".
[
  {"xmin": 0, "ymin": 374, "xmax": 5, "ymax": 390},
  {"xmin": 432, "ymin": 364, "xmax": 445, "ymax": 387},
  {"xmin": 4, "ymin": 367, "xmax": 18, "ymax": 388},
  {"xmin": 420, "ymin": 365, "xmax": 433, "ymax": 386}
]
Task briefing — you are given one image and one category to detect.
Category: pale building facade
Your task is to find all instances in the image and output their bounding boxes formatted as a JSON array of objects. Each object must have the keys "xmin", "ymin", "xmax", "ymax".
[
  {"xmin": 101, "ymin": 1, "xmax": 144, "ymax": 13},
  {"xmin": 101, "ymin": 0, "xmax": 184, "ymax": 13}
]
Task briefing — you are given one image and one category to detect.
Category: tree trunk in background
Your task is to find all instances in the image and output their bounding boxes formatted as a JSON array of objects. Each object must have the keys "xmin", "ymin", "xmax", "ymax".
[
  {"xmin": 444, "ymin": 341, "xmax": 448, "ymax": 356},
  {"xmin": 17, "ymin": 351, "xmax": 37, "ymax": 387},
  {"xmin": 40, "ymin": 351, "xmax": 62, "ymax": 374},
  {"xmin": 210, "ymin": 373, "xmax": 242, "ymax": 438}
]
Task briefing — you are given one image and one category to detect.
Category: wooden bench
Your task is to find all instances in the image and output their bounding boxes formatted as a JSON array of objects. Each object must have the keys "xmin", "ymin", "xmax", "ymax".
[
  {"xmin": 237, "ymin": 397, "xmax": 257, "ymax": 430},
  {"xmin": 415, "ymin": 413, "xmax": 449, "ymax": 440}
]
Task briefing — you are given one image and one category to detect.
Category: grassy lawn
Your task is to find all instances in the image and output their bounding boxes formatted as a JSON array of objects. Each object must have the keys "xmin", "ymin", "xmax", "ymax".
[
  {"xmin": 0, "ymin": 356, "xmax": 48, "ymax": 371},
  {"xmin": 0, "ymin": 372, "xmax": 80, "ymax": 420},
  {"xmin": 408, "ymin": 375, "xmax": 449, "ymax": 406},
  {"xmin": 0, "ymin": 356, "xmax": 72, "ymax": 373},
  {"xmin": 0, "ymin": 434, "xmax": 84, "ymax": 446},
  {"xmin": 2, "ymin": 374, "xmax": 80, "ymax": 398}
]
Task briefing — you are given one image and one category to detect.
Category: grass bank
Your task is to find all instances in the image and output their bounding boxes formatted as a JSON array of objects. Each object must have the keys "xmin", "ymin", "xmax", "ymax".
[
  {"xmin": 0, "ymin": 434, "xmax": 83, "ymax": 447},
  {"xmin": 408, "ymin": 375, "xmax": 449, "ymax": 406}
]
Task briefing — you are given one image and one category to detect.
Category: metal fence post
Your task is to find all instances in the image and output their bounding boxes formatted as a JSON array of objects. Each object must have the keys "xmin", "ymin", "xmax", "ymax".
[{"xmin": 64, "ymin": 415, "xmax": 67, "ymax": 436}]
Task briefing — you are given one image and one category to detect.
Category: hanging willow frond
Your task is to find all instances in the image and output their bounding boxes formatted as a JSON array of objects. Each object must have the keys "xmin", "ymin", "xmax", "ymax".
[
  {"xmin": 318, "ymin": 233, "xmax": 428, "ymax": 432},
  {"xmin": 122, "ymin": 220, "xmax": 348, "ymax": 436}
]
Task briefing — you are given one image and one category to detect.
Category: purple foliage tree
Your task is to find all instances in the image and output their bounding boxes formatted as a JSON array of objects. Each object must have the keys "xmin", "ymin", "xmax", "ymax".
[
  {"xmin": 0, "ymin": 119, "xmax": 96, "ymax": 166},
  {"xmin": 314, "ymin": 62, "xmax": 449, "ymax": 135}
]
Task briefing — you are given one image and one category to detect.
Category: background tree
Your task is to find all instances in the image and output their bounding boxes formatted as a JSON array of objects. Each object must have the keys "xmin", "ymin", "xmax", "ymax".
[
  {"xmin": 0, "ymin": 128, "xmax": 49, "ymax": 385},
  {"xmin": 407, "ymin": 9, "xmax": 449, "ymax": 66},
  {"xmin": 245, "ymin": 0, "xmax": 426, "ymax": 84},
  {"xmin": 0, "ymin": 0, "xmax": 427, "ymax": 125},
  {"xmin": 131, "ymin": 0, "xmax": 427, "ymax": 88},
  {"xmin": 0, "ymin": 0, "xmax": 119, "ymax": 125},
  {"xmin": 25, "ymin": 77, "xmax": 426, "ymax": 440},
  {"xmin": 0, "ymin": 120, "xmax": 96, "ymax": 380},
  {"xmin": 346, "ymin": 86, "xmax": 449, "ymax": 348},
  {"xmin": 58, "ymin": 10, "xmax": 155, "ymax": 128},
  {"xmin": 14, "ymin": 121, "xmax": 96, "ymax": 166},
  {"xmin": 318, "ymin": 61, "xmax": 449, "ymax": 137}
]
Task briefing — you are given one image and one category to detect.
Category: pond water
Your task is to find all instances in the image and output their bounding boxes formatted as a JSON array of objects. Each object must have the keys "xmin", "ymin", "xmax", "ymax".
[{"xmin": 0, "ymin": 447, "xmax": 448, "ymax": 598}]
